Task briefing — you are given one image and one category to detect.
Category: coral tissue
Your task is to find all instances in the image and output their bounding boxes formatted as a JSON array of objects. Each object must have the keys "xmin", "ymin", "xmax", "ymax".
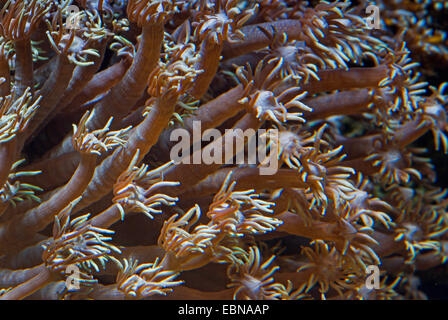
[{"xmin": 0, "ymin": 0, "xmax": 447, "ymax": 300}]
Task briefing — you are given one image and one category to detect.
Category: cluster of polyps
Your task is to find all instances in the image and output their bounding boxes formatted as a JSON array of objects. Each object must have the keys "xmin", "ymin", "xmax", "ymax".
[{"xmin": 0, "ymin": 0, "xmax": 446, "ymax": 300}]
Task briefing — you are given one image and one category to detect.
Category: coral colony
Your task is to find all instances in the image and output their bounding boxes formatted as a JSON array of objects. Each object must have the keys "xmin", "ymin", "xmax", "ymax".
[{"xmin": 0, "ymin": 0, "xmax": 447, "ymax": 300}]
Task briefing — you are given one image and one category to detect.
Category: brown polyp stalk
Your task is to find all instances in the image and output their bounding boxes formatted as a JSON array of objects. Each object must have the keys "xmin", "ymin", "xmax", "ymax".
[
  {"xmin": 336, "ymin": 134, "xmax": 383, "ymax": 160},
  {"xmin": 0, "ymin": 0, "xmax": 447, "ymax": 301},
  {"xmin": 13, "ymin": 39, "xmax": 34, "ymax": 99},
  {"xmin": 303, "ymin": 66, "xmax": 389, "ymax": 93},
  {"xmin": 189, "ymin": 34, "xmax": 223, "ymax": 99},
  {"xmin": 33, "ymin": 56, "xmax": 57, "ymax": 88},
  {"xmin": 339, "ymin": 119, "xmax": 432, "ymax": 175},
  {"xmin": 277, "ymin": 212, "xmax": 355, "ymax": 245},
  {"xmin": 392, "ymin": 118, "xmax": 432, "ymax": 149},
  {"xmin": 0, "ymin": 46, "xmax": 10, "ymax": 97},
  {"xmin": 0, "ymin": 237, "xmax": 47, "ymax": 270},
  {"xmin": 43, "ymin": 41, "xmax": 108, "ymax": 122},
  {"xmin": 72, "ymin": 83, "xmax": 183, "ymax": 212},
  {"xmin": 0, "ymin": 110, "xmax": 129, "ymax": 253},
  {"xmin": 180, "ymin": 167, "xmax": 307, "ymax": 199},
  {"xmin": 0, "ymin": 266, "xmax": 53, "ymax": 300},
  {"xmin": 382, "ymin": 246, "xmax": 448, "ymax": 274},
  {"xmin": 60, "ymin": 55, "xmax": 132, "ymax": 114},
  {"xmin": 302, "ymin": 88, "xmax": 373, "ymax": 121},
  {"xmin": 90, "ymin": 204, "xmax": 122, "ymax": 229},
  {"xmin": 157, "ymin": 84, "xmax": 247, "ymax": 154},
  {"xmin": 0, "ymin": 264, "xmax": 45, "ymax": 290},
  {"xmin": 155, "ymin": 286, "xmax": 234, "ymax": 300},
  {"xmin": 183, "ymin": 85, "xmax": 246, "ymax": 131},
  {"xmin": 80, "ymin": 284, "xmax": 127, "ymax": 299},
  {"xmin": 162, "ymin": 112, "xmax": 262, "ymax": 197},
  {"xmin": 23, "ymin": 281, "xmax": 65, "ymax": 300},
  {"xmin": 85, "ymin": 22, "xmax": 164, "ymax": 131},
  {"xmin": 42, "ymin": 13, "xmax": 166, "ymax": 162},
  {"xmin": 1, "ymin": 188, "xmax": 56, "ymax": 223},
  {"xmin": 0, "ymin": 139, "xmax": 17, "ymax": 190},
  {"xmin": 0, "ymin": 153, "xmax": 97, "ymax": 253},
  {"xmin": 222, "ymin": 20, "xmax": 303, "ymax": 60},
  {"xmin": 19, "ymin": 151, "xmax": 81, "ymax": 191},
  {"xmin": 19, "ymin": 54, "xmax": 76, "ymax": 143}
]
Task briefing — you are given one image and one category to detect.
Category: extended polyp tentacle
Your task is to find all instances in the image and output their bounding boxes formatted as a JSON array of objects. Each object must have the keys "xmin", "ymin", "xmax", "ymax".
[
  {"xmin": 84, "ymin": 0, "xmax": 176, "ymax": 132},
  {"xmin": 0, "ymin": 111, "xmax": 128, "ymax": 254},
  {"xmin": 62, "ymin": 55, "xmax": 133, "ymax": 114},
  {"xmin": 114, "ymin": 257, "xmax": 183, "ymax": 299},
  {"xmin": 0, "ymin": 89, "xmax": 39, "ymax": 190},
  {"xmin": 222, "ymin": 1, "xmax": 379, "ymax": 65},
  {"xmin": 187, "ymin": 0, "xmax": 257, "ymax": 99},
  {"xmin": 70, "ymin": 47, "xmax": 200, "ymax": 214},
  {"xmin": 18, "ymin": 151, "xmax": 80, "ymax": 191},
  {"xmin": 40, "ymin": 55, "xmax": 133, "ymax": 161},
  {"xmin": 40, "ymin": 11, "xmax": 115, "ymax": 129},
  {"xmin": 0, "ymin": 39, "xmax": 13, "ymax": 97},
  {"xmin": 89, "ymin": 152, "xmax": 178, "ymax": 228},
  {"xmin": 0, "ymin": 203, "xmax": 121, "ymax": 300},
  {"xmin": 338, "ymin": 119, "xmax": 432, "ymax": 183},
  {"xmin": 222, "ymin": 19, "xmax": 303, "ymax": 60},
  {"xmin": 0, "ymin": 0, "xmax": 53, "ymax": 99}
]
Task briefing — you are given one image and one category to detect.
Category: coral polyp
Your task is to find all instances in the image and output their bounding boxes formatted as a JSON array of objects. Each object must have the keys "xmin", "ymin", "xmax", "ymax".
[{"xmin": 0, "ymin": 0, "xmax": 447, "ymax": 300}]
